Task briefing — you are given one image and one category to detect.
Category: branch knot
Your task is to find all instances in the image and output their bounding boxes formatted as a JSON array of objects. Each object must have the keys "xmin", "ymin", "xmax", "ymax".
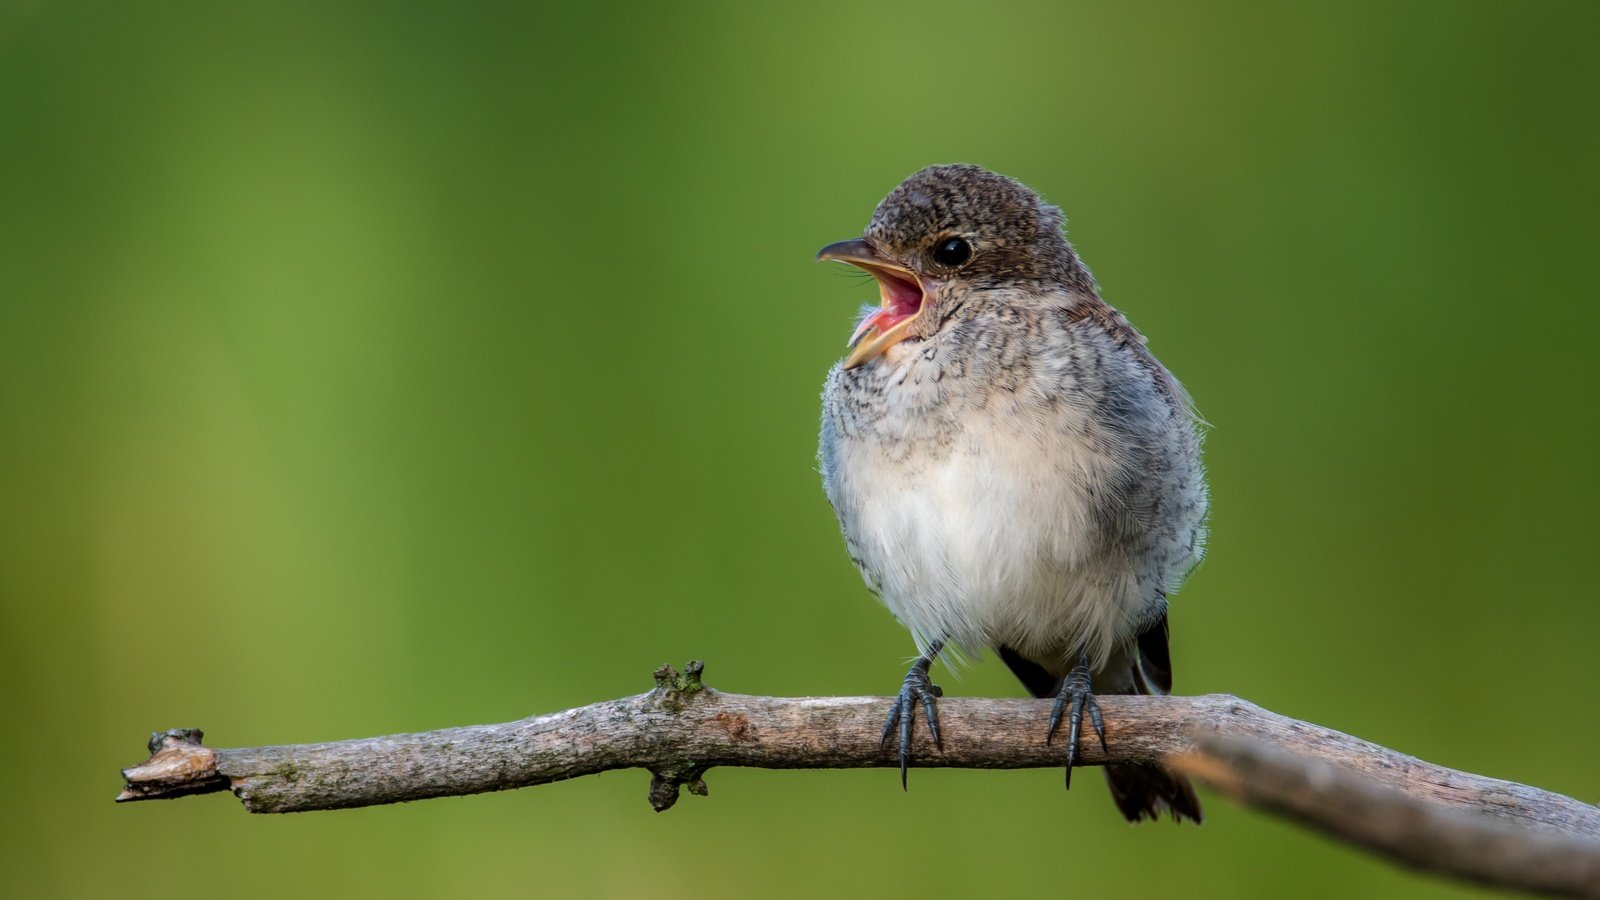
[
  {"xmin": 646, "ymin": 765, "xmax": 709, "ymax": 812},
  {"xmin": 651, "ymin": 660, "xmax": 707, "ymax": 711}
]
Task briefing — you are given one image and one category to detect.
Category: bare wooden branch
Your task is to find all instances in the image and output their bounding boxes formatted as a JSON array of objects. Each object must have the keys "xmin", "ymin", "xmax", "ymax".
[
  {"xmin": 1173, "ymin": 738, "xmax": 1600, "ymax": 898},
  {"xmin": 119, "ymin": 662, "xmax": 1600, "ymax": 897}
]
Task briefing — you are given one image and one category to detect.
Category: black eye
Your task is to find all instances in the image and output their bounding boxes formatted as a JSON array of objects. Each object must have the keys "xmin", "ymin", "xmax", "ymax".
[{"xmin": 932, "ymin": 236, "xmax": 971, "ymax": 268}]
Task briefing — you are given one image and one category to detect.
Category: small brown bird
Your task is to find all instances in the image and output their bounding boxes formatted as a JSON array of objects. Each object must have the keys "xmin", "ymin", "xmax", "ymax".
[{"xmin": 817, "ymin": 164, "xmax": 1205, "ymax": 822}]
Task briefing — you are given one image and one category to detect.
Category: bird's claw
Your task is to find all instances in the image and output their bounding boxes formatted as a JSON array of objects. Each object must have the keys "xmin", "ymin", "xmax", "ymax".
[
  {"xmin": 880, "ymin": 663, "xmax": 943, "ymax": 789},
  {"xmin": 1045, "ymin": 660, "xmax": 1106, "ymax": 789}
]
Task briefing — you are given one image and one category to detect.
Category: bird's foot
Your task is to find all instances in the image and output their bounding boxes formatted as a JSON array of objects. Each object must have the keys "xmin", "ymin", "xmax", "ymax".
[
  {"xmin": 880, "ymin": 661, "xmax": 943, "ymax": 790},
  {"xmin": 1045, "ymin": 658, "xmax": 1106, "ymax": 789}
]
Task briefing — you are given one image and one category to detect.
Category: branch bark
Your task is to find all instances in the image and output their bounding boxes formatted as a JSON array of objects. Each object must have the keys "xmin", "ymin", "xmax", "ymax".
[
  {"xmin": 119, "ymin": 661, "xmax": 1600, "ymax": 898},
  {"xmin": 1172, "ymin": 738, "xmax": 1600, "ymax": 897}
]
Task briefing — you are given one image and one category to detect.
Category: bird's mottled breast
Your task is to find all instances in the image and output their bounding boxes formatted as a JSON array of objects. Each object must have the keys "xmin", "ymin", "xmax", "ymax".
[
  {"xmin": 818, "ymin": 299, "xmax": 1207, "ymax": 658},
  {"xmin": 821, "ymin": 302, "xmax": 1191, "ymax": 477},
  {"xmin": 819, "ymin": 299, "xmax": 1203, "ymax": 566}
]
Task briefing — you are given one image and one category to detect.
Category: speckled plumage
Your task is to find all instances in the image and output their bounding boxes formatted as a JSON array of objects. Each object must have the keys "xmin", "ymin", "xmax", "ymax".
[{"xmin": 817, "ymin": 165, "xmax": 1207, "ymax": 821}]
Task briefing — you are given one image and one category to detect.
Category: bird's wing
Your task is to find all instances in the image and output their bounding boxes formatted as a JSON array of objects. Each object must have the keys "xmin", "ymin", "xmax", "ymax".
[{"xmin": 1130, "ymin": 609, "xmax": 1173, "ymax": 696}]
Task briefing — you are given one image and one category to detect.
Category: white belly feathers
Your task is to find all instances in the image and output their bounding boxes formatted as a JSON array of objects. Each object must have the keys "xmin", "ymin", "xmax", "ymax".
[{"xmin": 829, "ymin": 362, "xmax": 1148, "ymax": 670}]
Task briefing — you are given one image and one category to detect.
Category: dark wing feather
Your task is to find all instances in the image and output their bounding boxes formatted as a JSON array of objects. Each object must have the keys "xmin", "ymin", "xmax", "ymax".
[
  {"xmin": 1132, "ymin": 609, "xmax": 1173, "ymax": 695},
  {"xmin": 1113, "ymin": 609, "xmax": 1202, "ymax": 823},
  {"xmin": 997, "ymin": 644, "xmax": 1062, "ymax": 699}
]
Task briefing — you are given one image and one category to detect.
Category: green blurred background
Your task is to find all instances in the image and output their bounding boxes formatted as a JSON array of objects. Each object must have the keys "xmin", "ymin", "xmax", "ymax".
[{"xmin": 3, "ymin": 1, "xmax": 1598, "ymax": 896}]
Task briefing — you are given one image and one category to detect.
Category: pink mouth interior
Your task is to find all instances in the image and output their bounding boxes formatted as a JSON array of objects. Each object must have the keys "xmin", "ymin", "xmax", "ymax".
[{"xmin": 873, "ymin": 269, "xmax": 923, "ymax": 330}]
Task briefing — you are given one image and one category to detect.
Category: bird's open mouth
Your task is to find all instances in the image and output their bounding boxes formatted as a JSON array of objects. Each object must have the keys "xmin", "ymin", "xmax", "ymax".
[{"xmin": 816, "ymin": 239, "xmax": 927, "ymax": 369}]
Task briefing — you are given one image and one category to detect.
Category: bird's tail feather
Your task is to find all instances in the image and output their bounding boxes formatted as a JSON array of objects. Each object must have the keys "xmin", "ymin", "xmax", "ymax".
[{"xmin": 1104, "ymin": 763, "xmax": 1203, "ymax": 824}]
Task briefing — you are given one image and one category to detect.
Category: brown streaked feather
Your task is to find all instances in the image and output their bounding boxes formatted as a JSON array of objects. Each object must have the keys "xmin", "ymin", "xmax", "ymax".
[{"xmin": 1056, "ymin": 299, "xmax": 1190, "ymax": 409}]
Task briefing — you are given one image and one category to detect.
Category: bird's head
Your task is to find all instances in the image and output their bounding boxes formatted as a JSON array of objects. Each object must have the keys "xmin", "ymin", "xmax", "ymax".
[{"xmin": 817, "ymin": 164, "xmax": 1096, "ymax": 369}]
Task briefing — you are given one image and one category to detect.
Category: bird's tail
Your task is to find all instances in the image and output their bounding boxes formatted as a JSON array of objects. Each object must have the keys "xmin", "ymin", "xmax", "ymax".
[{"xmin": 1104, "ymin": 763, "xmax": 1203, "ymax": 824}]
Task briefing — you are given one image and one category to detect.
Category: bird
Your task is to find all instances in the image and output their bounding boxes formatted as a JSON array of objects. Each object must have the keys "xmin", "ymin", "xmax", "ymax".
[{"xmin": 816, "ymin": 164, "xmax": 1206, "ymax": 823}]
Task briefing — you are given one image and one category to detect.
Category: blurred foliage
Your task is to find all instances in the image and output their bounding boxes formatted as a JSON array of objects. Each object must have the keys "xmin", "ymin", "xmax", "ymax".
[{"xmin": 3, "ymin": 1, "xmax": 1598, "ymax": 897}]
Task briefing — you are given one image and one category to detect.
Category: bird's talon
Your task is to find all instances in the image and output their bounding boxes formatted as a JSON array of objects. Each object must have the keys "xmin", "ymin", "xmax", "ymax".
[
  {"xmin": 1087, "ymin": 694, "xmax": 1107, "ymax": 753},
  {"xmin": 878, "ymin": 706, "xmax": 900, "ymax": 749},
  {"xmin": 881, "ymin": 660, "xmax": 943, "ymax": 788},
  {"xmin": 1046, "ymin": 658, "xmax": 1099, "ymax": 789}
]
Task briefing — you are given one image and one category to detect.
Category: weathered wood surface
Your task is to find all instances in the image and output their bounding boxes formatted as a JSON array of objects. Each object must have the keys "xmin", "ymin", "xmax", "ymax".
[
  {"xmin": 1175, "ymin": 738, "xmax": 1600, "ymax": 897},
  {"xmin": 119, "ymin": 662, "xmax": 1600, "ymax": 897}
]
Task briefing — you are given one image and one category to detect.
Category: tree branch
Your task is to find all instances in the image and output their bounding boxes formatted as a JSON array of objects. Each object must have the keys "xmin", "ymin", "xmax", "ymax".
[
  {"xmin": 119, "ymin": 661, "xmax": 1600, "ymax": 898},
  {"xmin": 1172, "ymin": 738, "xmax": 1600, "ymax": 897}
]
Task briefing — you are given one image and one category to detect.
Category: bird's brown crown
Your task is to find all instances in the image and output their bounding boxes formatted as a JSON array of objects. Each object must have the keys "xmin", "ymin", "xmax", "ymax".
[{"xmin": 865, "ymin": 164, "xmax": 1097, "ymax": 295}]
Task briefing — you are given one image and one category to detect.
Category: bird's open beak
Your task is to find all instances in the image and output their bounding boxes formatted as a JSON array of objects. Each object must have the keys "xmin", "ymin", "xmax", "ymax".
[{"xmin": 816, "ymin": 239, "xmax": 927, "ymax": 370}]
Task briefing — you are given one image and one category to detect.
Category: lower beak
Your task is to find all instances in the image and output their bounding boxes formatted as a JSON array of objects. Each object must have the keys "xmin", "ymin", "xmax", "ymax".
[{"xmin": 816, "ymin": 239, "xmax": 927, "ymax": 369}]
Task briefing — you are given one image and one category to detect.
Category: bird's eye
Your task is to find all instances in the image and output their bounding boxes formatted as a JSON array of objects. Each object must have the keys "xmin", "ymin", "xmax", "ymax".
[{"xmin": 932, "ymin": 237, "xmax": 972, "ymax": 268}]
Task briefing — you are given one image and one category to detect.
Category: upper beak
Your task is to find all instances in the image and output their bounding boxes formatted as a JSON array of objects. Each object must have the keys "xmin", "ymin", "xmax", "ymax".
[{"xmin": 815, "ymin": 239, "xmax": 928, "ymax": 369}]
